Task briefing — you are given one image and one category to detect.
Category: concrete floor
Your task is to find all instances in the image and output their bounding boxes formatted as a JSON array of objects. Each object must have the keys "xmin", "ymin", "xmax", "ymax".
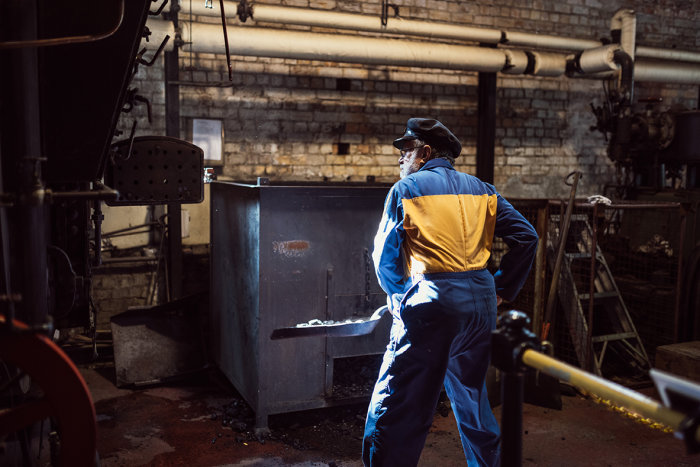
[{"xmin": 81, "ymin": 362, "xmax": 698, "ymax": 467}]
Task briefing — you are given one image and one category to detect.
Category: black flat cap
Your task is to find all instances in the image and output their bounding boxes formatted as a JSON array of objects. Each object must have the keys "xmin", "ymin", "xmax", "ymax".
[{"xmin": 393, "ymin": 118, "xmax": 461, "ymax": 158}]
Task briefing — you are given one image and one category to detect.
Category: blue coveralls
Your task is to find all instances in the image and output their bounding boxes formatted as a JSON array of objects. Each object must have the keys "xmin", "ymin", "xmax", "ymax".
[{"xmin": 362, "ymin": 159, "xmax": 538, "ymax": 467}]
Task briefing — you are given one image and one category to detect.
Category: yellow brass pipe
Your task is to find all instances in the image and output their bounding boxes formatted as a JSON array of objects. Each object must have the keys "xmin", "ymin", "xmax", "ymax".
[{"xmin": 521, "ymin": 348, "xmax": 697, "ymax": 441}]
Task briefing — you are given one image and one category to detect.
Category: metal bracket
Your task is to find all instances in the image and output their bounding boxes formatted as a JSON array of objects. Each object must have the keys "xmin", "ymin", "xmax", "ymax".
[
  {"xmin": 381, "ymin": 1, "xmax": 400, "ymax": 26},
  {"xmin": 122, "ymin": 88, "xmax": 152, "ymax": 123},
  {"xmin": 130, "ymin": 33, "xmax": 170, "ymax": 82},
  {"xmin": 136, "ymin": 35, "xmax": 170, "ymax": 66},
  {"xmin": 149, "ymin": 0, "xmax": 169, "ymax": 16}
]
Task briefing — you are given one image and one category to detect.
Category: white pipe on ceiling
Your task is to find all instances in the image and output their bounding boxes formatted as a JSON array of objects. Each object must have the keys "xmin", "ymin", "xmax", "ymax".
[
  {"xmin": 177, "ymin": 1, "xmax": 700, "ymax": 64},
  {"xmin": 636, "ymin": 47, "xmax": 700, "ymax": 63},
  {"xmin": 530, "ymin": 51, "xmax": 567, "ymax": 77},
  {"xmin": 634, "ymin": 60, "xmax": 700, "ymax": 83},
  {"xmin": 577, "ymin": 45, "xmax": 620, "ymax": 74},
  {"xmin": 180, "ymin": 21, "xmax": 508, "ymax": 72},
  {"xmin": 502, "ymin": 49, "xmax": 529, "ymax": 75},
  {"xmin": 150, "ymin": 19, "xmax": 570, "ymax": 76},
  {"xmin": 611, "ymin": 9, "xmax": 636, "ymax": 60},
  {"xmin": 179, "ymin": 1, "xmax": 598, "ymax": 51},
  {"xmin": 146, "ymin": 18, "xmax": 700, "ymax": 84},
  {"xmin": 501, "ymin": 31, "xmax": 598, "ymax": 52}
]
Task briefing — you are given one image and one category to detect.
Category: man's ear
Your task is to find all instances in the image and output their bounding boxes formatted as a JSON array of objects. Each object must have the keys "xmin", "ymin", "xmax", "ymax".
[{"xmin": 421, "ymin": 145, "xmax": 432, "ymax": 164}]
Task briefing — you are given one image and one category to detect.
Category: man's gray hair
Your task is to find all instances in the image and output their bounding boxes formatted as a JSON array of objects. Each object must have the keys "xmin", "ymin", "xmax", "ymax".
[
  {"xmin": 431, "ymin": 146, "xmax": 455, "ymax": 165},
  {"xmin": 413, "ymin": 137, "xmax": 455, "ymax": 165}
]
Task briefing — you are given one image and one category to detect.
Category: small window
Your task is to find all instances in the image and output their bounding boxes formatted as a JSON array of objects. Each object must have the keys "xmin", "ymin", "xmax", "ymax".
[{"xmin": 191, "ymin": 118, "xmax": 224, "ymax": 166}]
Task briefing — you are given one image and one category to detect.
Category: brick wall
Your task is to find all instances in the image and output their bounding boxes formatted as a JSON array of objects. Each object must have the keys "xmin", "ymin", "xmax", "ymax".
[
  {"xmin": 91, "ymin": 246, "xmax": 210, "ymax": 330},
  {"xmin": 91, "ymin": 265, "xmax": 155, "ymax": 329},
  {"xmin": 116, "ymin": 0, "xmax": 700, "ymax": 199}
]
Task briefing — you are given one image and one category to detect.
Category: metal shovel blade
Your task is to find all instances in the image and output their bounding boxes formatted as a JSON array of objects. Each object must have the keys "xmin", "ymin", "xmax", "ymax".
[{"xmin": 270, "ymin": 305, "xmax": 388, "ymax": 340}]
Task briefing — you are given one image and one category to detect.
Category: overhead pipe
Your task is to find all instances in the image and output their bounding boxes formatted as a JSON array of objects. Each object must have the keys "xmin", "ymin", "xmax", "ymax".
[
  {"xmin": 502, "ymin": 49, "xmax": 529, "ymax": 75},
  {"xmin": 570, "ymin": 60, "xmax": 700, "ymax": 85},
  {"xmin": 529, "ymin": 51, "xmax": 568, "ymax": 77},
  {"xmin": 569, "ymin": 44, "xmax": 621, "ymax": 75},
  {"xmin": 611, "ymin": 8, "xmax": 636, "ymax": 60},
  {"xmin": 178, "ymin": 1, "xmax": 700, "ymax": 65},
  {"xmin": 179, "ymin": 1, "xmax": 599, "ymax": 51},
  {"xmin": 636, "ymin": 47, "xmax": 700, "ymax": 64},
  {"xmin": 501, "ymin": 30, "xmax": 598, "ymax": 52},
  {"xmin": 148, "ymin": 18, "xmax": 700, "ymax": 84},
  {"xmin": 147, "ymin": 18, "xmax": 571, "ymax": 76},
  {"xmin": 634, "ymin": 59, "xmax": 700, "ymax": 83}
]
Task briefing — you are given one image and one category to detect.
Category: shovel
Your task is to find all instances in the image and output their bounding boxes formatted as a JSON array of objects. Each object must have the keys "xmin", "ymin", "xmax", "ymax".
[
  {"xmin": 270, "ymin": 305, "xmax": 389, "ymax": 340},
  {"xmin": 522, "ymin": 172, "xmax": 582, "ymax": 411}
]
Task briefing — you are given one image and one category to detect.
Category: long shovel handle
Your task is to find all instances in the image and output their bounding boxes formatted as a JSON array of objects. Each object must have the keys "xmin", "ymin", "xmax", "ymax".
[{"xmin": 542, "ymin": 171, "xmax": 582, "ymax": 340}]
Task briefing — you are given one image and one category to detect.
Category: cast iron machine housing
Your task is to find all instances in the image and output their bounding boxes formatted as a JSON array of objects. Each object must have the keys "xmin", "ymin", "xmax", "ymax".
[
  {"xmin": 0, "ymin": 1, "xmax": 203, "ymax": 463},
  {"xmin": 1, "ymin": 0, "xmax": 159, "ymax": 331}
]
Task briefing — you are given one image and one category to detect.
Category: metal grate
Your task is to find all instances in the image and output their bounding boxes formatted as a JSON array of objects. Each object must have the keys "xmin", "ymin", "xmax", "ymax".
[
  {"xmin": 490, "ymin": 200, "xmax": 683, "ymax": 370},
  {"xmin": 489, "ymin": 200, "xmax": 546, "ymax": 322}
]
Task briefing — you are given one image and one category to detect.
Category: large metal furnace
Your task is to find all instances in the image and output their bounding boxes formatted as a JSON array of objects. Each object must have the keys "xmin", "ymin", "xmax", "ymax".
[{"xmin": 210, "ymin": 180, "xmax": 393, "ymax": 430}]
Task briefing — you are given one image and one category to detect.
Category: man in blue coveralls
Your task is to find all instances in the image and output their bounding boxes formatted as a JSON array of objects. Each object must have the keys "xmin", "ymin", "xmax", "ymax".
[{"xmin": 363, "ymin": 118, "xmax": 538, "ymax": 466}]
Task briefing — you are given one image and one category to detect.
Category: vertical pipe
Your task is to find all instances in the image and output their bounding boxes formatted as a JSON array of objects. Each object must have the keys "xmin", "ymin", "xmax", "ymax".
[
  {"xmin": 165, "ymin": 2, "xmax": 182, "ymax": 301},
  {"xmin": 501, "ymin": 371, "xmax": 524, "ymax": 467},
  {"xmin": 617, "ymin": 10, "xmax": 636, "ymax": 61},
  {"xmin": 0, "ymin": 0, "xmax": 48, "ymax": 327},
  {"xmin": 477, "ymin": 45, "xmax": 497, "ymax": 183}
]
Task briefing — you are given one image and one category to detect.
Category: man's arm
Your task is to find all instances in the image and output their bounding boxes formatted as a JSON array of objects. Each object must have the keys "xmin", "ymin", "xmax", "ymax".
[
  {"xmin": 372, "ymin": 186, "xmax": 407, "ymax": 302},
  {"xmin": 492, "ymin": 194, "xmax": 539, "ymax": 302}
]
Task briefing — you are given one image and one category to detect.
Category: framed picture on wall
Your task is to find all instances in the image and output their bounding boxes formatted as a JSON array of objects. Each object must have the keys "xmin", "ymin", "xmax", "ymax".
[{"xmin": 191, "ymin": 118, "xmax": 224, "ymax": 165}]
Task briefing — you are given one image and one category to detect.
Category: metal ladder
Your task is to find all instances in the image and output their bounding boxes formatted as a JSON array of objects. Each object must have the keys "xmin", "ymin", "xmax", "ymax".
[{"xmin": 548, "ymin": 213, "xmax": 651, "ymax": 377}]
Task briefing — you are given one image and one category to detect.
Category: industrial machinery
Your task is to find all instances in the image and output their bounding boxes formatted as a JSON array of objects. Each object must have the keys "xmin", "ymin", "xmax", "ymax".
[
  {"xmin": 590, "ymin": 77, "xmax": 700, "ymax": 342},
  {"xmin": 591, "ymin": 94, "xmax": 700, "ymax": 193},
  {"xmin": 0, "ymin": 1, "xmax": 203, "ymax": 464}
]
